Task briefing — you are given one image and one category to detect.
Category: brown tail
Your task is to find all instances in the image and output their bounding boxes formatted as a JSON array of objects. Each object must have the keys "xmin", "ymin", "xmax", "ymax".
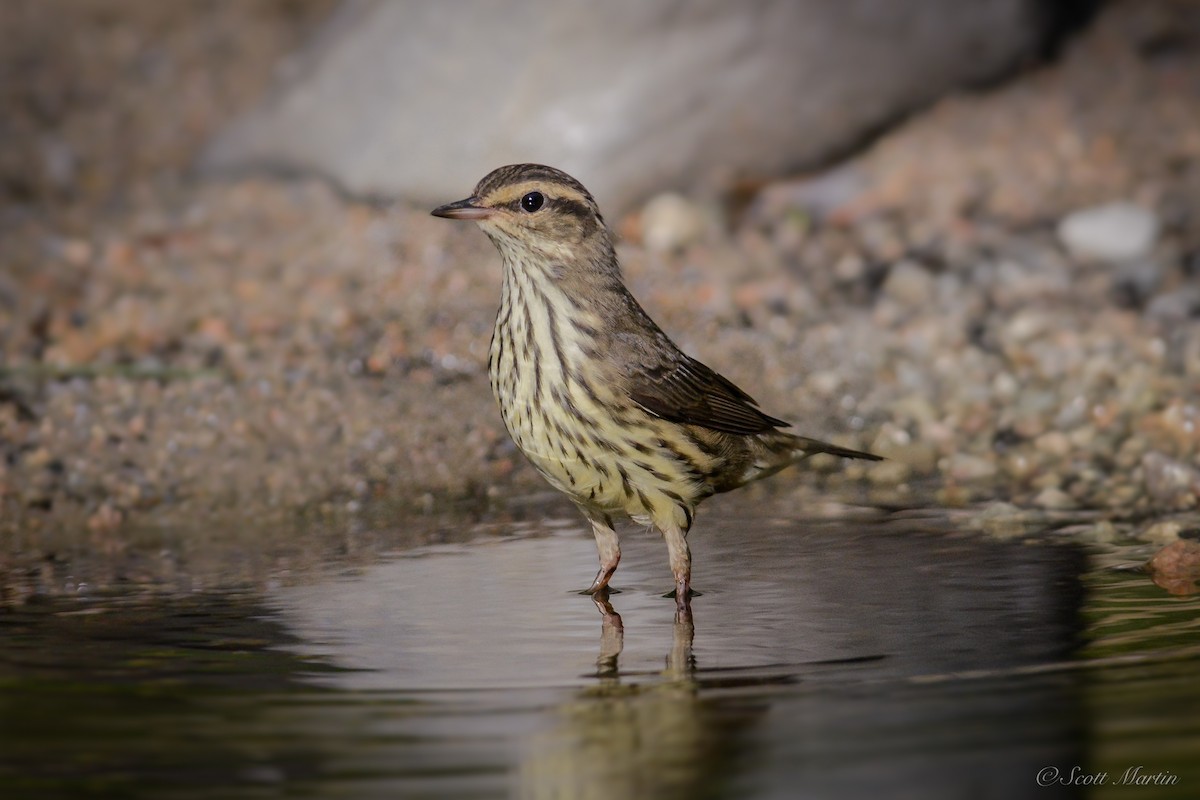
[
  {"xmin": 722, "ymin": 430, "xmax": 882, "ymax": 493},
  {"xmin": 791, "ymin": 435, "xmax": 883, "ymax": 462}
]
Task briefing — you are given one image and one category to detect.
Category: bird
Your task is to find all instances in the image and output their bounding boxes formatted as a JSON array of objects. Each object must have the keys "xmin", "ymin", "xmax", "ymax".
[{"xmin": 432, "ymin": 164, "xmax": 880, "ymax": 609}]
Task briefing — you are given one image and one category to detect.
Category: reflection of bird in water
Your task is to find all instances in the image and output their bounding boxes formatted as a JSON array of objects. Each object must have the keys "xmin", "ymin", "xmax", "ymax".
[
  {"xmin": 516, "ymin": 595, "xmax": 740, "ymax": 800},
  {"xmin": 593, "ymin": 591, "xmax": 626, "ymax": 680},
  {"xmin": 592, "ymin": 591, "xmax": 694, "ymax": 682}
]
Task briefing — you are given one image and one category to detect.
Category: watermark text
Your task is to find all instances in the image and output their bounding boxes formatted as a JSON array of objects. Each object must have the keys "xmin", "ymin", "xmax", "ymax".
[{"xmin": 1037, "ymin": 766, "xmax": 1179, "ymax": 788}]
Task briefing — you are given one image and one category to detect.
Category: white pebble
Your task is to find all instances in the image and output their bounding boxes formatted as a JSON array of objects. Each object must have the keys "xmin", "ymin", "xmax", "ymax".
[
  {"xmin": 640, "ymin": 193, "xmax": 707, "ymax": 253},
  {"xmin": 1057, "ymin": 201, "xmax": 1159, "ymax": 262}
]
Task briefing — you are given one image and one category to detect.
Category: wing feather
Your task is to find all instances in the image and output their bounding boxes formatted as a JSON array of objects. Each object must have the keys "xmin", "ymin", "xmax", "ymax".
[{"xmin": 628, "ymin": 356, "xmax": 788, "ymax": 435}]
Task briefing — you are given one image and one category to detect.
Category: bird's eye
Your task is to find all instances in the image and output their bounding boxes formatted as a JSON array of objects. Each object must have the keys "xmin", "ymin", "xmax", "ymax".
[{"xmin": 521, "ymin": 191, "xmax": 545, "ymax": 213}]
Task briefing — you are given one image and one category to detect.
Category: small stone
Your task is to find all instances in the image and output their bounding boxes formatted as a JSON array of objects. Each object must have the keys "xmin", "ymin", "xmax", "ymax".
[
  {"xmin": 1139, "ymin": 519, "xmax": 1183, "ymax": 544},
  {"xmin": 988, "ymin": 256, "xmax": 1070, "ymax": 307},
  {"xmin": 1030, "ymin": 472, "xmax": 1064, "ymax": 491},
  {"xmin": 1146, "ymin": 539, "xmax": 1200, "ymax": 596},
  {"xmin": 890, "ymin": 441, "xmax": 939, "ymax": 475},
  {"xmin": 943, "ymin": 453, "xmax": 997, "ymax": 482},
  {"xmin": 61, "ymin": 238, "xmax": 93, "ymax": 268},
  {"xmin": 857, "ymin": 217, "xmax": 906, "ymax": 263},
  {"xmin": 1103, "ymin": 484, "xmax": 1142, "ymax": 509},
  {"xmin": 640, "ymin": 193, "xmax": 707, "ymax": 253},
  {"xmin": 767, "ymin": 165, "xmax": 866, "ymax": 220},
  {"xmin": 1003, "ymin": 310, "xmax": 1048, "ymax": 343},
  {"xmin": 1111, "ymin": 260, "xmax": 1163, "ymax": 307},
  {"xmin": 1146, "ymin": 286, "xmax": 1200, "ymax": 321},
  {"xmin": 1140, "ymin": 402, "xmax": 1200, "ymax": 450},
  {"xmin": 1068, "ymin": 427, "xmax": 1096, "ymax": 449},
  {"xmin": 992, "ymin": 372, "xmax": 1020, "ymax": 400},
  {"xmin": 833, "ymin": 253, "xmax": 865, "ymax": 283},
  {"xmin": 1034, "ymin": 431, "xmax": 1072, "ymax": 458},
  {"xmin": 867, "ymin": 459, "xmax": 912, "ymax": 486},
  {"xmin": 936, "ymin": 485, "xmax": 974, "ymax": 508},
  {"xmin": 891, "ymin": 395, "xmax": 938, "ymax": 427},
  {"xmin": 970, "ymin": 500, "xmax": 1028, "ymax": 539},
  {"xmin": 807, "ymin": 370, "xmax": 842, "ymax": 397},
  {"xmin": 880, "ymin": 260, "xmax": 936, "ymax": 307},
  {"xmin": 1057, "ymin": 201, "xmax": 1160, "ymax": 262},
  {"xmin": 1001, "ymin": 452, "xmax": 1036, "ymax": 481},
  {"xmin": 1082, "ymin": 520, "xmax": 1119, "ymax": 545},
  {"xmin": 1142, "ymin": 452, "xmax": 1200, "ymax": 509},
  {"xmin": 86, "ymin": 502, "xmax": 124, "ymax": 533},
  {"xmin": 1033, "ymin": 486, "xmax": 1076, "ymax": 510}
]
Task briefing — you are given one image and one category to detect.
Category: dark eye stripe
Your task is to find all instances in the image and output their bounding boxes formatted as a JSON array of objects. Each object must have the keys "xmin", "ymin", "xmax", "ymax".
[
  {"xmin": 504, "ymin": 196, "xmax": 590, "ymax": 219},
  {"xmin": 552, "ymin": 198, "xmax": 592, "ymax": 220}
]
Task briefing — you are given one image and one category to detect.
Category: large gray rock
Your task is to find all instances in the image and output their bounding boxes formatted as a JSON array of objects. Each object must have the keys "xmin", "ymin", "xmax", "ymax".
[{"xmin": 202, "ymin": 0, "xmax": 1072, "ymax": 214}]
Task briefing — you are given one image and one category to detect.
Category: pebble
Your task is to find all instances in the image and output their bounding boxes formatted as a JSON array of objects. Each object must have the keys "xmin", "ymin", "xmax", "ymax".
[
  {"xmin": 943, "ymin": 453, "xmax": 998, "ymax": 482},
  {"xmin": 833, "ymin": 253, "xmax": 866, "ymax": 283},
  {"xmin": 1002, "ymin": 310, "xmax": 1049, "ymax": 344},
  {"xmin": 1056, "ymin": 201, "xmax": 1160, "ymax": 262},
  {"xmin": 1034, "ymin": 431, "xmax": 1072, "ymax": 459},
  {"xmin": 1139, "ymin": 519, "xmax": 1183, "ymax": 544},
  {"xmin": 890, "ymin": 441, "xmax": 939, "ymax": 475},
  {"xmin": 804, "ymin": 370, "xmax": 842, "ymax": 397},
  {"xmin": 970, "ymin": 501, "xmax": 1029, "ymax": 539},
  {"xmin": 1145, "ymin": 285, "xmax": 1200, "ymax": 321},
  {"xmin": 1033, "ymin": 486, "xmax": 1076, "ymax": 510},
  {"xmin": 640, "ymin": 193, "xmax": 707, "ymax": 253},
  {"xmin": 988, "ymin": 257, "xmax": 1070, "ymax": 307},
  {"xmin": 60, "ymin": 238, "xmax": 93, "ymax": 268},
  {"xmin": 1111, "ymin": 260, "xmax": 1163, "ymax": 306},
  {"xmin": 867, "ymin": 459, "xmax": 911, "ymax": 486},
  {"xmin": 762, "ymin": 165, "xmax": 866, "ymax": 220},
  {"xmin": 1142, "ymin": 452, "xmax": 1200, "ymax": 509},
  {"xmin": 1146, "ymin": 539, "xmax": 1200, "ymax": 596},
  {"xmin": 1001, "ymin": 452, "xmax": 1036, "ymax": 481},
  {"xmin": 1081, "ymin": 520, "xmax": 1118, "ymax": 545},
  {"xmin": 880, "ymin": 260, "xmax": 936, "ymax": 307}
]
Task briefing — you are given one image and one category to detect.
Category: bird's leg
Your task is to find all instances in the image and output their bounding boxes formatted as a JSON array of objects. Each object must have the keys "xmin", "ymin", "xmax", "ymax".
[
  {"xmin": 581, "ymin": 511, "xmax": 620, "ymax": 594},
  {"xmin": 661, "ymin": 521, "xmax": 693, "ymax": 611}
]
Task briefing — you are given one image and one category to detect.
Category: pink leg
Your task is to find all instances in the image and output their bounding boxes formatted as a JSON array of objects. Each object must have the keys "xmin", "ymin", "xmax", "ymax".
[{"xmin": 661, "ymin": 522, "xmax": 693, "ymax": 612}]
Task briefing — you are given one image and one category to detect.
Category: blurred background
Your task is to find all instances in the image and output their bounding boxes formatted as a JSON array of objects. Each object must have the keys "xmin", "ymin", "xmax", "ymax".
[{"xmin": 3, "ymin": 2, "xmax": 1200, "ymax": 798}]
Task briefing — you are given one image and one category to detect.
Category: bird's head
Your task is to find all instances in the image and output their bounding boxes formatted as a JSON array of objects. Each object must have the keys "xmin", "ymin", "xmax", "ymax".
[{"xmin": 432, "ymin": 164, "xmax": 610, "ymax": 263}]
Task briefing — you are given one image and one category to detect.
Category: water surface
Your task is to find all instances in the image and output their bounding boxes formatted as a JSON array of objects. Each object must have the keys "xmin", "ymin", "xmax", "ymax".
[{"xmin": 2, "ymin": 506, "xmax": 1197, "ymax": 799}]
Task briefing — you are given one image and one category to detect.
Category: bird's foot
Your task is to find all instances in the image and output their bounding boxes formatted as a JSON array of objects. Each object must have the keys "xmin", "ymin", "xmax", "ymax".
[
  {"xmin": 579, "ymin": 558, "xmax": 620, "ymax": 596},
  {"xmin": 667, "ymin": 581, "xmax": 695, "ymax": 617},
  {"xmin": 578, "ymin": 586, "xmax": 622, "ymax": 595}
]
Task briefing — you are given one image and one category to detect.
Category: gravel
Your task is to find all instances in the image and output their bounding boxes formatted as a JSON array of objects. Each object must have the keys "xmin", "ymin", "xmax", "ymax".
[{"xmin": 2, "ymin": 0, "xmax": 1199, "ymax": 596}]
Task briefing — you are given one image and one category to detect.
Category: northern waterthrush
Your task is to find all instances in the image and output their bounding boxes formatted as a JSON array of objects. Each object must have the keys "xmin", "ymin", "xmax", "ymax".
[{"xmin": 433, "ymin": 164, "xmax": 879, "ymax": 609}]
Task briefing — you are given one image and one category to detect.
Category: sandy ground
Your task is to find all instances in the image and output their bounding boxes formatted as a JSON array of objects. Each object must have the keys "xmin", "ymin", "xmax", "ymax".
[{"xmin": 2, "ymin": 0, "xmax": 1199, "ymax": 598}]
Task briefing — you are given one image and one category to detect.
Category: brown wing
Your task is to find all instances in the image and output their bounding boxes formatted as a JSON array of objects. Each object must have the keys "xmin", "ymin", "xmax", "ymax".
[{"xmin": 628, "ymin": 355, "xmax": 789, "ymax": 435}]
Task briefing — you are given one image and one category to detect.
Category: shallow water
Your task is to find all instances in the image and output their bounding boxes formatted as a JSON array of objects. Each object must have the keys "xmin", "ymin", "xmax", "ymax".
[{"xmin": 3, "ymin": 507, "xmax": 1198, "ymax": 799}]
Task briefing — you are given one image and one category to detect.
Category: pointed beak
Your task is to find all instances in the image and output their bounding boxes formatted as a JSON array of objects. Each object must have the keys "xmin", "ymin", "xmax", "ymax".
[{"xmin": 431, "ymin": 197, "xmax": 495, "ymax": 221}]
